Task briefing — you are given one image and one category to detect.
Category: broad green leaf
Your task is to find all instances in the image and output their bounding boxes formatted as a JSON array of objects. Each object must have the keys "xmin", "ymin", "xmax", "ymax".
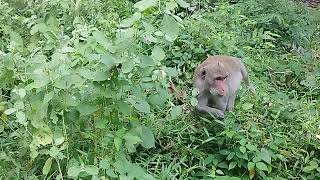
[
  {"xmin": 68, "ymin": 166, "xmax": 81, "ymax": 178},
  {"xmin": 191, "ymin": 97, "xmax": 198, "ymax": 107},
  {"xmin": 140, "ymin": 126, "xmax": 155, "ymax": 149},
  {"xmin": 248, "ymin": 162, "xmax": 255, "ymax": 170},
  {"xmin": 84, "ymin": 165, "xmax": 99, "ymax": 176},
  {"xmin": 176, "ymin": 0, "xmax": 190, "ymax": 8},
  {"xmin": 132, "ymin": 99, "xmax": 151, "ymax": 114},
  {"xmin": 99, "ymin": 159, "xmax": 110, "ymax": 169},
  {"xmin": 124, "ymin": 133, "xmax": 142, "ymax": 145},
  {"xmin": 166, "ymin": 1, "xmax": 178, "ymax": 11},
  {"xmin": 10, "ymin": 31, "xmax": 23, "ymax": 49},
  {"xmin": 42, "ymin": 158, "xmax": 53, "ymax": 175},
  {"xmin": 242, "ymin": 103, "xmax": 254, "ymax": 110},
  {"xmin": 165, "ymin": 67, "xmax": 179, "ymax": 77},
  {"xmin": 240, "ymin": 146, "xmax": 246, "ymax": 154},
  {"xmin": 303, "ymin": 165, "xmax": 316, "ymax": 172},
  {"xmin": 170, "ymin": 106, "xmax": 182, "ymax": 118},
  {"xmin": 216, "ymin": 169, "xmax": 224, "ymax": 175},
  {"xmin": 4, "ymin": 108, "xmax": 17, "ymax": 115},
  {"xmin": 49, "ymin": 146, "xmax": 59, "ymax": 158},
  {"xmin": 114, "ymin": 138, "xmax": 122, "ymax": 151},
  {"xmin": 100, "ymin": 53, "xmax": 116, "ymax": 67},
  {"xmin": 121, "ymin": 61, "xmax": 135, "ymax": 73},
  {"xmin": 192, "ymin": 88, "xmax": 199, "ymax": 96},
  {"xmin": 239, "ymin": 139, "xmax": 247, "ymax": 146},
  {"xmin": 227, "ymin": 152, "xmax": 235, "ymax": 161},
  {"xmin": 260, "ymin": 148, "xmax": 272, "ymax": 164},
  {"xmin": 161, "ymin": 15, "xmax": 179, "ymax": 42},
  {"xmin": 134, "ymin": 0, "xmax": 157, "ymax": 11},
  {"xmin": 151, "ymin": 46, "xmax": 165, "ymax": 62},
  {"xmin": 43, "ymin": 91, "xmax": 54, "ymax": 104},
  {"xmin": 229, "ymin": 161, "xmax": 237, "ymax": 170},
  {"xmin": 16, "ymin": 111, "xmax": 27, "ymax": 126},
  {"xmin": 77, "ymin": 103, "xmax": 97, "ymax": 116},
  {"xmin": 27, "ymin": 77, "xmax": 50, "ymax": 89},
  {"xmin": 246, "ymin": 143, "xmax": 257, "ymax": 151},
  {"xmin": 256, "ymin": 162, "xmax": 268, "ymax": 171},
  {"xmin": 93, "ymin": 71, "xmax": 109, "ymax": 81},
  {"xmin": 120, "ymin": 12, "xmax": 141, "ymax": 28},
  {"xmin": 34, "ymin": 128, "xmax": 53, "ymax": 146},
  {"xmin": 13, "ymin": 88, "xmax": 26, "ymax": 98}
]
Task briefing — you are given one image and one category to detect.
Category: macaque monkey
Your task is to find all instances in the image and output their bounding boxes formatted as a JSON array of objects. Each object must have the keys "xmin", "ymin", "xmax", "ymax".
[{"xmin": 193, "ymin": 55, "xmax": 256, "ymax": 118}]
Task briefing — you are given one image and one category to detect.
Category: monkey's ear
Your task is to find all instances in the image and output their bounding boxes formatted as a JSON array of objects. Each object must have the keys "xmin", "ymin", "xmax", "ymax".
[{"xmin": 201, "ymin": 68, "xmax": 206, "ymax": 79}]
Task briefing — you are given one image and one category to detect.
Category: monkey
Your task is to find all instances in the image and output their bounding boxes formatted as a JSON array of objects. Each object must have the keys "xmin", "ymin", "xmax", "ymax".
[{"xmin": 192, "ymin": 55, "xmax": 256, "ymax": 118}]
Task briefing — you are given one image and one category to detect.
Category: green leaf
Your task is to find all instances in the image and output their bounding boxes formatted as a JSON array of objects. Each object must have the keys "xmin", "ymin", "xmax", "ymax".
[
  {"xmin": 242, "ymin": 103, "xmax": 254, "ymax": 110},
  {"xmin": 100, "ymin": 53, "xmax": 116, "ymax": 67},
  {"xmin": 49, "ymin": 146, "xmax": 59, "ymax": 158},
  {"xmin": 16, "ymin": 111, "xmax": 27, "ymax": 126},
  {"xmin": 216, "ymin": 169, "xmax": 224, "ymax": 175},
  {"xmin": 121, "ymin": 60, "xmax": 135, "ymax": 74},
  {"xmin": 151, "ymin": 46, "xmax": 165, "ymax": 62},
  {"xmin": 165, "ymin": 67, "xmax": 179, "ymax": 77},
  {"xmin": 68, "ymin": 166, "xmax": 81, "ymax": 178},
  {"xmin": 191, "ymin": 97, "xmax": 198, "ymax": 107},
  {"xmin": 140, "ymin": 126, "xmax": 155, "ymax": 149},
  {"xmin": 13, "ymin": 88, "xmax": 26, "ymax": 98},
  {"xmin": 227, "ymin": 152, "xmax": 235, "ymax": 161},
  {"xmin": 43, "ymin": 91, "xmax": 54, "ymax": 104},
  {"xmin": 260, "ymin": 148, "xmax": 272, "ymax": 164},
  {"xmin": 170, "ymin": 106, "xmax": 182, "ymax": 118},
  {"xmin": 4, "ymin": 108, "xmax": 17, "ymax": 115},
  {"xmin": 303, "ymin": 166, "xmax": 316, "ymax": 172},
  {"xmin": 176, "ymin": 0, "xmax": 190, "ymax": 8},
  {"xmin": 248, "ymin": 162, "xmax": 255, "ymax": 170},
  {"xmin": 77, "ymin": 103, "xmax": 98, "ymax": 116},
  {"xmin": 132, "ymin": 99, "xmax": 151, "ymax": 114},
  {"xmin": 114, "ymin": 138, "xmax": 122, "ymax": 151},
  {"xmin": 256, "ymin": 162, "xmax": 268, "ymax": 171},
  {"xmin": 161, "ymin": 15, "xmax": 179, "ymax": 42},
  {"xmin": 246, "ymin": 143, "xmax": 257, "ymax": 151},
  {"xmin": 42, "ymin": 158, "xmax": 53, "ymax": 175},
  {"xmin": 84, "ymin": 165, "xmax": 99, "ymax": 176},
  {"xmin": 99, "ymin": 159, "xmax": 110, "ymax": 169},
  {"xmin": 124, "ymin": 133, "xmax": 142, "ymax": 145},
  {"xmin": 120, "ymin": 12, "xmax": 141, "ymax": 28},
  {"xmin": 229, "ymin": 161, "xmax": 237, "ymax": 170},
  {"xmin": 0, "ymin": 125, "xmax": 4, "ymax": 133},
  {"xmin": 34, "ymin": 128, "xmax": 53, "ymax": 145},
  {"xmin": 134, "ymin": 0, "xmax": 157, "ymax": 11},
  {"xmin": 240, "ymin": 146, "xmax": 246, "ymax": 154}
]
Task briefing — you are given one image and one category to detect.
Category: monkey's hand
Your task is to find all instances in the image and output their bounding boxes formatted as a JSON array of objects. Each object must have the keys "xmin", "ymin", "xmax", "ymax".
[{"xmin": 196, "ymin": 105, "xmax": 225, "ymax": 118}]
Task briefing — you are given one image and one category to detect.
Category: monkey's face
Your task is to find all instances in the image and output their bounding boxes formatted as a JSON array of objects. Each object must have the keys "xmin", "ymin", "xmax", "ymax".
[{"xmin": 201, "ymin": 66, "xmax": 228, "ymax": 96}]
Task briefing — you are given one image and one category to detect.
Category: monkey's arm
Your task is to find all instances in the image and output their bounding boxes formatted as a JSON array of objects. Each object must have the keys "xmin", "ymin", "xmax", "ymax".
[{"xmin": 195, "ymin": 95, "xmax": 225, "ymax": 118}]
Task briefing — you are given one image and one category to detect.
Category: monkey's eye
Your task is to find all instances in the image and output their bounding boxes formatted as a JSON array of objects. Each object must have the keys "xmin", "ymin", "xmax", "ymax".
[{"xmin": 215, "ymin": 77, "xmax": 223, "ymax": 81}]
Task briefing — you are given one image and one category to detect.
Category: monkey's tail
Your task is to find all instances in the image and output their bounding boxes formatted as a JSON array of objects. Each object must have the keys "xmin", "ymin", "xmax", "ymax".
[{"xmin": 239, "ymin": 60, "xmax": 256, "ymax": 95}]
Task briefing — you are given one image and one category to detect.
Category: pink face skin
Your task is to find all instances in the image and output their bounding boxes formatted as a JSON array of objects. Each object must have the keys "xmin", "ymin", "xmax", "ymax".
[{"xmin": 214, "ymin": 77, "xmax": 227, "ymax": 96}]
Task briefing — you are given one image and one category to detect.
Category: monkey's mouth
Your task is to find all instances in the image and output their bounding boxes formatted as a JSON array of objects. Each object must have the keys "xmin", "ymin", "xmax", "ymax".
[{"xmin": 209, "ymin": 88, "xmax": 219, "ymax": 96}]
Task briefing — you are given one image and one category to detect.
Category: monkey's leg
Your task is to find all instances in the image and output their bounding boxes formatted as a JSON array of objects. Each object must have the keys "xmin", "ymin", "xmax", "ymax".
[
  {"xmin": 196, "ymin": 95, "xmax": 225, "ymax": 118},
  {"xmin": 226, "ymin": 94, "xmax": 236, "ymax": 112}
]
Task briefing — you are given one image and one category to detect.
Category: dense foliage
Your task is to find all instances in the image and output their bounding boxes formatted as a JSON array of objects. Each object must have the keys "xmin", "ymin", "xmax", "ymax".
[{"xmin": 0, "ymin": 0, "xmax": 319, "ymax": 179}]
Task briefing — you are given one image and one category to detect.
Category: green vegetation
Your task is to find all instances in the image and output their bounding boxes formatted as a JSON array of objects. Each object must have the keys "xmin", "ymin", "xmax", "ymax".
[{"xmin": 0, "ymin": 0, "xmax": 319, "ymax": 179}]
